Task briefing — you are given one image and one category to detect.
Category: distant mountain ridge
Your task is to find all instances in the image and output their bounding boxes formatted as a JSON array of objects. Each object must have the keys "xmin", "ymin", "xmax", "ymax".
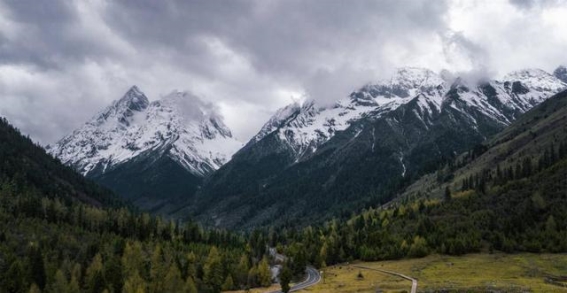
[
  {"xmin": 183, "ymin": 66, "xmax": 567, "ymax": 229},
  {"xmin": 48, "ymin": 86, "xmax": 242, "ymax": 211}
]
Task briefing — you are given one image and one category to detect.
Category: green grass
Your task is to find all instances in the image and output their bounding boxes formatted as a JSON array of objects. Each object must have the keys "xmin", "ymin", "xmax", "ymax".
[{"xmin": 308, "ymin": 253, "xmax": 567, "ymax": 292}]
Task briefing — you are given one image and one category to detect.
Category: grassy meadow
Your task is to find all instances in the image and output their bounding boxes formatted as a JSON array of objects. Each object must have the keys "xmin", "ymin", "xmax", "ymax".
[{"xmin": 307, "ymin": 253, "xmax": 567, "ymax": 293}]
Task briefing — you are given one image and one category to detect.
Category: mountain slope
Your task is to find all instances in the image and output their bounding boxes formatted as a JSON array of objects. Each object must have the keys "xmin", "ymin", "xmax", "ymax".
[
  {"xmin": 0, "ymin": 117, "xmax": 121, "ymax": 207},
  {"xmin": 276, "ymin": 90, "xmax": 567, "ymax": 270},
  {"xmin": 402, "ymin": 87, "xmax": 567, "ymax": 201},
  {"xmin": 187, "ymin": 68, "xmax": 566, "ymax": 229},
  {"xmin": 48, "ymin": 86, "xmax": 242, "ymax": 212},
  {"xmin": 0, "ymin": 117, "xmax": 264, "ymax": 293}
]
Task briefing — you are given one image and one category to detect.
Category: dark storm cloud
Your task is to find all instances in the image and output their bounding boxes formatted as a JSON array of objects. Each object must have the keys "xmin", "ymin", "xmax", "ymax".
[
  {"xmin": 0, "ymin": 0, "xmax": 565, "ymax": 144},
  {"xmin": 102, "ymin": 0, "xmax": 448, "ymax": 77},
  {"xmin": 92, "ymin": 0, "xmax": 452, "ymax": 107},
  {"xmin": 0, "ymin": 0, "xmax": 114, "ymax": 69}
]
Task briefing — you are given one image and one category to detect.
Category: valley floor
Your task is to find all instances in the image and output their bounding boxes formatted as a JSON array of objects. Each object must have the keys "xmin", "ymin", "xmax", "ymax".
[{"xmin": 308, "ymin": 253, "xmax": 567, "ymax": 293}]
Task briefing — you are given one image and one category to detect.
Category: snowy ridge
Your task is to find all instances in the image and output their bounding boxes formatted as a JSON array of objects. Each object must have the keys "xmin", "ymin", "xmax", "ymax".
[
  {"xmin": 251, "ymin": 67, "xmax": 566, "ymax": 161},
  {"xmin": 49, "ymin": 86, "xmax": 242, "ymax": 176}
]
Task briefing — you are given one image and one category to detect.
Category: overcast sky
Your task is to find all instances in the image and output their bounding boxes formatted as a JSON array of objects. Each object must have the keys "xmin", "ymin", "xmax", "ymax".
[{"xmin": 1, "ymin": 0, "xmax": 566, "ymax": 145}]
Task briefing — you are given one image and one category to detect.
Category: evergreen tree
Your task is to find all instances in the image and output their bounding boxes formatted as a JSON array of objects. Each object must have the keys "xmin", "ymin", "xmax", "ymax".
[
  {"xmin": 28, "ymin": 246, "xmax": 46, "ymax": 290},
  {"xmin": 28, "ymin": 283, "xmax": 41, "ymax": 293},
  {"xmin": 85, "ymin": 254, "xmax": 105, "ymax": 293},
  {"xmin": 247, "ymin": 266, "xmax": 258, "ymax": 288},
  {"xmin": 149, "ymin": 245, "xmax": 166, "ymax": 293},
  {"xmin": 444, "ymin": 186, "xmax": 451, "ymax": 202},
  {"xmin": 203, "ymin": 246, "xmax": 223, "ymax": 293},
  {"xmin": 52, "ymin": 269, "xmax": 69, "ymax": 293},
  {"xmin": 279, "ymin": 263, "xmax": 292, "ymax": 293},
  {"xmin": 5, "ymin": 260, "xmax": 26, "ymax": 293},
  {"xmin": 185, "ymin": 252, "xmax": 197, "ymax": 281},
  {"xmin": 257, "ymin": 256, "xmax": 272, "ymax": 287},
  {"xmin": 163, "ymin": 265, "xmax": 184, "ymax": 293},
  {"xmin": 235, "ymin": 254, "xmax": 249, "ymax": 287},
  {"xmin": 122, "ymin": 272, "xmax": 146, "ymax": 293},
  {"xmin": 122, "ymin": 242, "xmax": 144, "ymax": 280},
  {"xmin": 408, "ymin": 236, "xmax": 429, "ymax": 258},
  {"xmin": 68, "ymin": 275, "xmax": 80, "ymax": 293},
  {"xmin": 103, "ymin": 256, "xmax": 123, "ymax": 293},
  {"xmin": 183, "ymin": 277, "xmax": 198, "ymax": 293},
  {"xmin": 221, "ymin": 275, "xmax": 234, "ymax": 291}
]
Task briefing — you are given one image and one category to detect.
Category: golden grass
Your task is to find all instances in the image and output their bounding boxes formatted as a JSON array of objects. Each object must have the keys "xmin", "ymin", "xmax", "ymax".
[
  {"xmin": 224, "ymin": 283, "xmax": 282, "ymax": 293},
  {"xmin": 307, "ymin": 253, "xmax": 567, "ymax": 293}
]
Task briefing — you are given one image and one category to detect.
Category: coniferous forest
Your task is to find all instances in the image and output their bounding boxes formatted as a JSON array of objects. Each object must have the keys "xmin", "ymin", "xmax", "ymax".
[{"xmin": 0, "ymin": 118, "xmax": 274, "ymax": 293}]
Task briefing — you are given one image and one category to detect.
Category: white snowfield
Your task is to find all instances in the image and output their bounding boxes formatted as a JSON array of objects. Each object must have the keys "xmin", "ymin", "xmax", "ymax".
[
  {"xmin": 49, "ymin": 86, "xmax": 243, "ymax": 176},
  {"xmin": 250, "ymin": 67, "xmax": 566, "ymax": 162}
]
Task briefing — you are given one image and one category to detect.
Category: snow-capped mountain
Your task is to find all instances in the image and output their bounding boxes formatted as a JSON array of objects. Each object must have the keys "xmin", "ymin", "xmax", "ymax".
[
  {"xmin": 243, "ymin": 67, "xmax": 565, "ymax": 164},
  {"xmin": 189, "ymin": 67, "xmax": 566, "ymax": 229},
  {"xmin": 50, "ymin": 86, "xmax": 241, "ymax": 176},
  {"xmin": 49, "ymin": 86, "xmax": 242, "ymax": 211}
]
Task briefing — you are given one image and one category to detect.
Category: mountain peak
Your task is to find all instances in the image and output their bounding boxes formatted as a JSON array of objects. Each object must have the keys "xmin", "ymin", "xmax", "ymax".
[
  {"xmin": 51, "ymin": 86, "xmax": 242, "ymax": 178},
  {"xmin": 390, "ymin": 67, "xmax": 444, "ymax": 88},
  {"xmin": 503, "ymin": 68, "xmax": 566, "ymax": 91},
  {"xmin": 117, "ymin": 85, "xmax": 149, "ymax": 112},
  {"xmin": 553, "ymin": 65, "xmax": 567, "ymax": 83},
  {"xmin": 159, "ymin": 90, "xmax": 223, "ymax": 125}
]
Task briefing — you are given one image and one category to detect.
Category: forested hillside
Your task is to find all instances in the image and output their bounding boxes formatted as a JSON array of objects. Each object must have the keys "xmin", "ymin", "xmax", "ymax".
[
  {"xmin": 0, "ymin": 118, "xmax": 272, "ymax": 293},
  {"xmin": 0, "ymin": 118, "xmax": 122, "ymax": 208},
  {"xmin": 273, "ymin": 90, "xmax": 567, "ymax": 267},
  {"xmin": 188, "ymin": 69, "xmax": 566, "ymax": 229}
]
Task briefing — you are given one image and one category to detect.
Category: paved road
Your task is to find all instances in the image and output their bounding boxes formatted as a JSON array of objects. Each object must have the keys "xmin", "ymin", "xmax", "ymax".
[
  {"xmin": 267, "ymin": 266, "xmax": 321, "ymax": 293},
  {"xmin": 269, "ymin": 248, "xmax": 286, "ymax": 263},
  {"xmin": 353, "ymin": 265, "xmax": 417, "ymax": 293}
]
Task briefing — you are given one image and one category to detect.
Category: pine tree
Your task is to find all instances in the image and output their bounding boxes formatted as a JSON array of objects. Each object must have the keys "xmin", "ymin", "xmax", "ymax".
[
  {"xmin": 408, "ymin": 236, "xmax": 429, "ymax": 257},
  {"xmin": 28, "ymin": 246, "xmax": 46, "ymax": 290},
  {"xmin": 149, "ymin": 245, "xmax": 166, "ymax": 293},
  {"xmin": 221, "ymin": 275, "xmax": 234, "ymax": 291},
  {"xmin": 122, "ymin": 272, "xmax": 146, "ymax": 293},
  {"xmin": 68, "ymin": 274, "xmax": 80, "ymax": 293},
  {"xmin": 185, "ymin": 252, "xmax": 197, "ymax": 281},
  {"xmin": 70, "ymin": 263, "xmax": 82, "ymax": 293},
  {"xmin": 85, "ymin": 253, "xmax": 105, "ymax": 293},
  {"xmin": 52, "ymin": 269, "xmax": 69, "ymax": 293},
  {"xmin": 163, "ymin": 265, "xmax": 184, "ymax": 293},
  {"xmin": 235, "ymin": 254, "xmax": 249, "ymax": 287},
  {"xmin": 103, "ymin": 256, "xmax": 123, "ymax": 293},
  {"xmin": 28, "ymin": 283, "xmax": 41, "ymax": 293},
  {"xmin": 247, "ymin": 266, "xmax": 258, "ymax": 288},
  {"xmin": 203, "ymin": 246, "xmax": 223, "ymax": 293},
  {"xmin": 5, "ymin": 260, "xmax": 26, "ymax": 293},
  {"xmin": 183, "ymin": 277, "xmax": 198, "ymax": 293},
  {"xmin": 122, "ymin": 241, "xmax": 144, "ymax": 280},
  {"xmin": 279, "ymin": 262, "xmax": 292, "ymax": 293},
  {"xmin": 257, "ymin": 256, "xmax": 272, "ymax": 287},
  {"xmin": 444, "ymin": 186, "xmax": 451, "ymax": 202}
]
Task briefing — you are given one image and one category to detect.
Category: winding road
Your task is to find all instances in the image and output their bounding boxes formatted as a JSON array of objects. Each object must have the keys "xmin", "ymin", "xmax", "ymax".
[
  {"xmin": 267, "ymin": 266, "xmax": 321, "ymax": 293},
  {"xmin": 353, "ymin": 265, "xmax": 417, "ymax": 293},
  {"xmin": 267, "ymin": 248, "xmax": 321, "ymax": 293}
]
